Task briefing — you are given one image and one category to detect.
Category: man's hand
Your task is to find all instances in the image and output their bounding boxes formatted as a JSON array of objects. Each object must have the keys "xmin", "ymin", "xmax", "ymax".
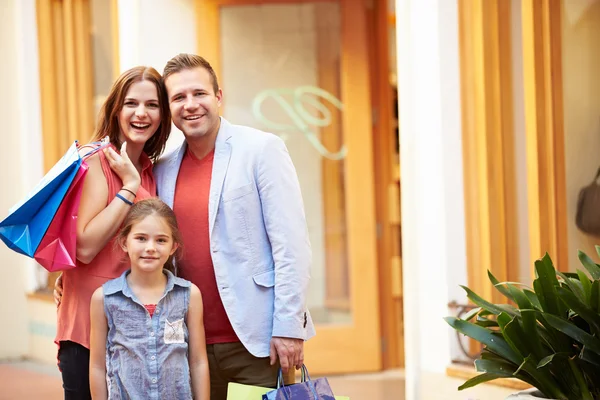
[
  {"xmin": 53, "ymin": 273, "xmax": 63, "ymax": 306},
  {"xmin": 270, "ymin": 337, "xmax": 304, "ymax": 374}
]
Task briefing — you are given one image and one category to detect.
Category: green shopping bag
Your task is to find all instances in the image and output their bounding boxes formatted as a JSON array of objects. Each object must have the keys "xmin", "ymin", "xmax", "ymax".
[
  {"xmin": 227, "ymin": 383, "xmax": 271, "ymax": 400},
  {"xmin": 227, "ymin": 382, "xmax": 349, "ymax": 400}
]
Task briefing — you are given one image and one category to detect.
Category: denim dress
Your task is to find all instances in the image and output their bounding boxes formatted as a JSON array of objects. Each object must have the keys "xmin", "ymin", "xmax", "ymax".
[{"xmin": 102, "ymin": 269, "xmax": 192, "ymax": 400}]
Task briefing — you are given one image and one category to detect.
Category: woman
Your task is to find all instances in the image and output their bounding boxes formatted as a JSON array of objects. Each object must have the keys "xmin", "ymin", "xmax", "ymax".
[{"xmin": 54, "ymin": 66, "xmax": 171, "ymax": 399}]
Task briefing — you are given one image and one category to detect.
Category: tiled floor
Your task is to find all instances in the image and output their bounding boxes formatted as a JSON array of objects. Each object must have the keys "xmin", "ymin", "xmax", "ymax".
[
  {"xmin": 327, "ymin": 369, "xmax": 404, "ymax": 399},
  {"xmin": 0, "ymin": 360, "xmax": 404, "ymax": 400},
  {"xmin": 0, "ymin": 361, "xmax": 62, "ymax": 400}
]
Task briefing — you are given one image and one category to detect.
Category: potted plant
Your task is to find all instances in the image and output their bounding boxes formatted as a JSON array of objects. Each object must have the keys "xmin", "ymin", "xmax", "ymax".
[{"xmin": 445, "ymin": 249, "xmax": 600, "ymax": 399}]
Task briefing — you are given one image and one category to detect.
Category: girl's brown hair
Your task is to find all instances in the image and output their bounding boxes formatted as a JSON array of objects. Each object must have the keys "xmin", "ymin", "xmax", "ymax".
[
  {"xmin": 90, "ymin": 66, "xmax": 171, "ymax": 162},
  {"xmin": 117, "ymin": 198, "xmax": 182, "ymax": 273}
]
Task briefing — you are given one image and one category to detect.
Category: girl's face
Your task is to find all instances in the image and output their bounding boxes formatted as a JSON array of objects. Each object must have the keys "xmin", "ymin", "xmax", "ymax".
[
  {"xmin": 121, "ymin": 214, "xmax": 178, "ymax": 273},
  {"xmin": 118, "ymin": 80, "xmax": 161, "ymax": 146}
]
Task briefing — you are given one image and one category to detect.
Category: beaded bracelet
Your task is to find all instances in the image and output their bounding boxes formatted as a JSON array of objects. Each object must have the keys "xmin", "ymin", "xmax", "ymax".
[{"xmin": 115, "ymin": 193, "xmax": 134, "ymax": 206}]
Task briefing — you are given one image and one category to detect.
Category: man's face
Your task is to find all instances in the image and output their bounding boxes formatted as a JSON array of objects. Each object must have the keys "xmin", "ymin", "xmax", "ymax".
[{"xmin": 164, "ymin": 67, "xmax": 222, "ymax": 142}]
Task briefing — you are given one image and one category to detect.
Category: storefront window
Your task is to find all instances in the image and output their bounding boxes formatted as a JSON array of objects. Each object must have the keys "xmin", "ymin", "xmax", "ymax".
[{"xmin": 220, "ymin": 3, "xmax": 351, "ymax": 325}]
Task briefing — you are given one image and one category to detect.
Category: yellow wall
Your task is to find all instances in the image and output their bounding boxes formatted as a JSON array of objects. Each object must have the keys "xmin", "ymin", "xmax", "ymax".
[{"xmin": 562, "ymin": 0, "xmax": 600, "ymax": 270}]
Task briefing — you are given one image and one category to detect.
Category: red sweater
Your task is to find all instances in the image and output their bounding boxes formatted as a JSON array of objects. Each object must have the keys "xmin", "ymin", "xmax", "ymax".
[{"xmin": 174, "ymin": 148, "xmax": 239, "ymax": 344}]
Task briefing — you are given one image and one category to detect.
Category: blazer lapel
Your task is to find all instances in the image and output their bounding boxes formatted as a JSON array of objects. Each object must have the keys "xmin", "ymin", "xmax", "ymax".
[
  {"xmin": 160, "ymin": 142, "xmax": 187, "ymax": 209},
  {"xmin": 208, "ymin": 118, "xmax": 233, "ymax": 234}
]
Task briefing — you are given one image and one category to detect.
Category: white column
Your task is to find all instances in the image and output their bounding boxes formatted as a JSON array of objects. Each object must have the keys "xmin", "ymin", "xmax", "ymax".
[
  {"xmin": 15, "ymin": 0, "xmax": 46, "ymax": 294},
  {"xmin": 0, "ymin": 0, "xmax": 45, "ymax": 358},
  {"xmin": 117, "ymin": 0, "xmax": 141, "ymax": 72},
  {"xmin": 117, "ymin": 0, "xmax": 197, "ymax": 151},
  {"xmin": 396, "ymin": 0, "xmax": 467, "ymax": 398},
  {"xmin": 117, "ymin": 0, "xmax": 197, "ymax": 74}
]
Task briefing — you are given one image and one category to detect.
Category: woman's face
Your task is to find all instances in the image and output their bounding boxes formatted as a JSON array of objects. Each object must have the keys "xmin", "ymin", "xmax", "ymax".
[{"xmin": 117, "ymin": 80, "xmax": 161, "ymax": 146}]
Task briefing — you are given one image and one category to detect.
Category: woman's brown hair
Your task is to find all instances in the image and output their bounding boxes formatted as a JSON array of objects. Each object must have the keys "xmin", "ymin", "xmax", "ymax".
[
  {"xmin": 116, "ymin": 198, "xmax": 183, "ymax": 273},
  {"xmin": 90, "ymin": 66, "xmax": 171, "ymax": 162}
]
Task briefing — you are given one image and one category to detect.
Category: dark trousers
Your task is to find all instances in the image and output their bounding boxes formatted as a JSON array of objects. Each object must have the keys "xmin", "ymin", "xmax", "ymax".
[
  {"xmin": 208, "ymin": 341, "xmax": 294, "ymax": 400},
  {"xmin": 58, "ymin": 340, "xmax": 92, "ymax": 400}
]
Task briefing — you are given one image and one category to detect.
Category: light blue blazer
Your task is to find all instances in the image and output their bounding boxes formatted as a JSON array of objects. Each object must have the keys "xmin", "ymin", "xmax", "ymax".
[{"xmin": 153, "ymin": 118, "xmax": 315, "ymax": 357}]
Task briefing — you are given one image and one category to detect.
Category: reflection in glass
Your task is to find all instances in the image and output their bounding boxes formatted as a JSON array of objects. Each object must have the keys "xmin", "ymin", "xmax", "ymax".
[
  {"xmin": 220, "ymin": 3, "xmax": 351, "ymax": 324},
  {"xmin": 252, "ymin": 86, "xmax": 346, "ymax": 160}
]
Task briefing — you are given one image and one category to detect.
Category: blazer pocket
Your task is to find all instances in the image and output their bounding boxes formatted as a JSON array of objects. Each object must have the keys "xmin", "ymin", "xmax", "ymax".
[
  {"xmin": 222, "ymin": 183, "xmax": 254, "ymax": 202},
  {"xmin": 252, "ymin": 269, "xmax": 275, "ymax": 288}
]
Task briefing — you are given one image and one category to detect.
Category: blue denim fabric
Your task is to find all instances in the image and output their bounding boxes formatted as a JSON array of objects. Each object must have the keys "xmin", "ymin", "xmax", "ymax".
[{"xmin": 103, "ymin": 269, "xmax": 192, "ymax": 400}]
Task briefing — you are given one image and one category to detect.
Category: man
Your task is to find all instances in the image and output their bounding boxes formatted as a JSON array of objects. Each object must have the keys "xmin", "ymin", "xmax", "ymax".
[{"xmin": 154, "ymin": 53, "xmax": 315, "ymax": 399}]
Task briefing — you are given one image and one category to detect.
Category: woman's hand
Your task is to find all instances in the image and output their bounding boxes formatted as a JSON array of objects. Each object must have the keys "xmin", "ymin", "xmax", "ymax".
[{"xmin": 103, "ymin": 141, "xmax": 141, "ymax": 190}]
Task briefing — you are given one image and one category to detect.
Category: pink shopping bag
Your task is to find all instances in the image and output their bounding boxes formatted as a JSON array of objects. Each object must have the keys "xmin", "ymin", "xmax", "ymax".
[
  {"xmin": 33, "ymin": 163, "xmax": 88, "ymax": 272},
  {"xmin": 33, "ymin": 142, "xmax": 106, "ymax": 272}
]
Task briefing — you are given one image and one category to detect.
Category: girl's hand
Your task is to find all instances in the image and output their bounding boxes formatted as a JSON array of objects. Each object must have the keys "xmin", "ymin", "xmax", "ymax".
[{"xmin": 103, "ymin": 142, "xmax": 141, "ymax": 190}]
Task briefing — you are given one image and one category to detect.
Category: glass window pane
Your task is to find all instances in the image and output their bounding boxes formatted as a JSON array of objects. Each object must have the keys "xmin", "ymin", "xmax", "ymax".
[{"xmin": 220, "ymin": 2, "xmax": 351, "ymax": 325}]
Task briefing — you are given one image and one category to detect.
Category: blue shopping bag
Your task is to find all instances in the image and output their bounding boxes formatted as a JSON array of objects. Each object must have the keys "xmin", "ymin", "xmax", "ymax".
[
  {"xmin": 263, "ymin": 365, "xmax": 335, "ymax": 400},
  {"xmin": 0, "ymin": 140, "xmax": 106, "ymax": 257},
  {"xmin": 228, "ymin": 382, "xmax": 349, "ymax": 400}
]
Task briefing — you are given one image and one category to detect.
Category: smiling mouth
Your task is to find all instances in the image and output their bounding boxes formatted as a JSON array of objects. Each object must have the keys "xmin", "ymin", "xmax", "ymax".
[
  {"xmin": 131, "ymin": 122, "xmax": 151, "ymax": 129},
  {"xmin": 184, "ymin": 115, "xmax": 202, "ymax": 121}
]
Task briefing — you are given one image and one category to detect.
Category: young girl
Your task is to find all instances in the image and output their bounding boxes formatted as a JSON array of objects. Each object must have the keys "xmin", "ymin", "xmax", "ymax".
[
  {"xmin": 89, "ymin": 198, "xmax": 210, "ymax": 399},
  {"xmin": 54, "ymin": 66, "xmax": 170, "ymax": 399}
]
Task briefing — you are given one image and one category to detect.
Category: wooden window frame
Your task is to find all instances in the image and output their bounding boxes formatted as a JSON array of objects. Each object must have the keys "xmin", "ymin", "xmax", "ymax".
[
  {"xmin": 458, "ymin": 0, "xmax": 519, "ymax": 304},
  {"xmin": 456, "ymin": 0, "xmax": 568, "ymax": 370},
  {"xmin": 521, "ymin": 0, "xmax": 568, "ymax": 275},
  {"xmin": 367, "ymin": 0, "xmax": 404, "ymax": 369}
]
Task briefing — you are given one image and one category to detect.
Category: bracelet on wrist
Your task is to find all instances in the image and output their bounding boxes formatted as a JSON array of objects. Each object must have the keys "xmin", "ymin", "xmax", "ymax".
[
  {"xmin": 120, "ymin": 187, "xmax": 137, "ymax": 198},
  {"xmin": 115, "ymin": 193, "xmax": 134, "ymax": 206}
]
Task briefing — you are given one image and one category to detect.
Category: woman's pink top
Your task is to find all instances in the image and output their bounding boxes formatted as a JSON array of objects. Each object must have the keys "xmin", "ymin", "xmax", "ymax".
[{"xmin": 55, "ymin": 149, "xmax": 156, "ymax": 349}]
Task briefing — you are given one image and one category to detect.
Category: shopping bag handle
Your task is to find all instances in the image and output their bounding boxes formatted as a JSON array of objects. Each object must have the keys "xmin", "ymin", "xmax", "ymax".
[
  {"xmin": 78, "ymin": 137, "xmax": 111, "ymax": 160},
  {"xmin": 276, "ymin": 365, "xmax": 318, "ymax": 400},
  {"xmin": 276, "ymin": 364, "xmax": 311, "ymax": 387}
]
